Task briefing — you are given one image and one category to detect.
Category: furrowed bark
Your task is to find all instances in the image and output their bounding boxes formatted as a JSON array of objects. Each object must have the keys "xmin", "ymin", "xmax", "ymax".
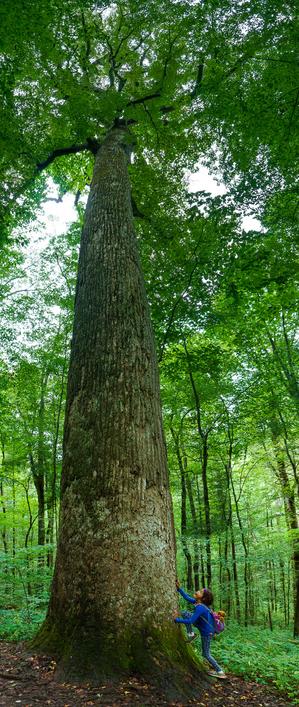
[{"xmin": 33, "ymin": 127, "xmax": 202, "ymax": 691}]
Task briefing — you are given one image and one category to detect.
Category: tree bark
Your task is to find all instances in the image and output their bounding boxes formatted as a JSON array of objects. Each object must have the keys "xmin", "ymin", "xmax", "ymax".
[
  {"xmin": 33, "ymin": 127, "xmax": 200, "ymax": 688},
  {"xmin": 277, "ymin": 460, "xmax": 299, "ymax": 637},
  {"xmin": 271, "ymin": 422, "xmax": 299, "ymax": 637},
  {"xmin": 224, "ymin": 430, "xmax": 241, "ymax": 622},
  {"xmin": 47, "ymin": 355, "xmax": 67, "ymax": 567},
  {"xmin": 182, "ymin": 341, "xmax": 212, "ymax": 587},
  {"xmin": 170, "ymin": 425, "xmax": 193, "ymax": 590},
  {"xmin": 0, "ymin": 441, "xmax": 8, "ymax": 556},
  {"xmin": 230, "ymin": 470, "xmax": 249, "ymax": 625}
]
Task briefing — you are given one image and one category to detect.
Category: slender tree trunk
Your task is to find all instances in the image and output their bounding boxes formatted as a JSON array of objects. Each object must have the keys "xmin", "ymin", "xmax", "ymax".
[
  {"xmin": 170, "ymin": 426, "xmax": 193, "ymax": 590},
  {"xmin": 12, "ymin": 460, "xmax": 16, "ymax": 580},
  {"xmin": 192, "ymin": 539, "xmax": 200, "ymax": 591},
  {"xmin": 279, "ymin": 559, "xmax": 287, "ymax": 626},
  {"xmin": 224, "ymin": 433, "xmax": 241, "ymax": 623},
  {"xmin": 28, "ymin": 372, "xmax": 49, "ymax": 567},
  {"xmin": 194, "ymin": 477, "xmax": 206, "ymax": 586},
  {"xmin": 200, "ymin": 541, "xmax": 206, "ymax": 589},
  {"xmin": 201, "ymin": 436, "xmax": 212, "ymax": 586},
  {"xmin": 230, "ymin": 525, "xmax": 241, "ymax": 622},
  {"xmin": 182, "ymin": 340, "xmax": 212, "ymax": 587},
  {"xmin": 267, "ymin": 601, "xmax": 273, "ymax": 631},
  {"xmin": 272, "ymin": 427, "xmax": 299, "ymax": 637},
  {"xmin": 47, "ymin": 355, "xmax": 67, "ymax": 567},
  {"xmin": 223, "ymin": 529, "xmax": 231, "ymax": 616},
  {"xmin": 287, "ymin": 560, "xmax": 291, "ymax": 627},
  {"xmin": 230, "ymin": 472, "xmax": 249, "ymax": 625},
  {"xmin": 46, "ymin": 507, "xmax": 54, "ymax": 567},
  {"xmin": 36, "ymin": 477, "xmax": 45, "ymax": 549},
  {"xmin": 24, "ymin": 481, "xmax": 35, "ymax": 596},
  {"xmin": 0, "ymin": 480, "xmax": 8, "ymax": 554},
  {"xmin": 33, "ymin": 128, "xmax": 200, "ymax": 687},
  {"xmin": 184, "ymin": 467, "xmax": 201, "ymax": 590},
  {"xmin": 0, "ymin": 441, "xmax": 8, "ymax": 556}
]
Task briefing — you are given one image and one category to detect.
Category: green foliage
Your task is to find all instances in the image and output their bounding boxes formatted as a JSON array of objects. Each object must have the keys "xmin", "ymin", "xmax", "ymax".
[
  {"xmin": 0, "ymin": 606, "xmax": 47, "ymax": 641},
  {"xmin": 1, "ymin": 0, "xmax": 297, "ymax": 247},
  {"xmin": 0, "ymin": 544, "xmax": 52, "ymax": 641},
  {"xmin": 195, "ymin": 623, "xmax": 299, "ymax": 704}
]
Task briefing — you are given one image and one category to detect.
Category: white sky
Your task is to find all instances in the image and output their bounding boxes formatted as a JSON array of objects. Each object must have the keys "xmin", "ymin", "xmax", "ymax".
[
  {"xmin": 2, "ymin": 168, "xmax": 262, "ymax": 356},
  {"xmin": 187, "ymin": 165, "xmax": 262, "ymax": 232},
  {"xmin": 38, "ymin": 167, "xmax": 262, "ymax": 241}
]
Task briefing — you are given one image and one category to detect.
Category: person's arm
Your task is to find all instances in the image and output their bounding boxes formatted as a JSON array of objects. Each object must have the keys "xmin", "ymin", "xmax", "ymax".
[
  {"xmin": 177, "ymin": 586, "xmax": 196, "ymax": 604},
  {"xmin": 174, "ymin": 604, "xmax": 203, "ymax": 624}
]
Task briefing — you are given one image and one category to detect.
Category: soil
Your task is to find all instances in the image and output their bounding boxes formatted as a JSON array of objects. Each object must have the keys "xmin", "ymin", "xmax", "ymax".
[{"xmin": 0, "ymin": 641, "xmax": 293, "ymax": 706}]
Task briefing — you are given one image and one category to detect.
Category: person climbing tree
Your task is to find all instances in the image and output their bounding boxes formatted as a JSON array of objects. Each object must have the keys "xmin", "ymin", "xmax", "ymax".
[{"xmin": 174, "ymin": 580, "xmax": 227, "ymax": 679}]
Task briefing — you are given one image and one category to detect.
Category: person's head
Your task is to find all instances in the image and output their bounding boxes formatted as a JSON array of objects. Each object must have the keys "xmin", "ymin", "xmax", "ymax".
[{"xmin": 194, "ymin": 588, "xmax": 213, "ymax": 606}]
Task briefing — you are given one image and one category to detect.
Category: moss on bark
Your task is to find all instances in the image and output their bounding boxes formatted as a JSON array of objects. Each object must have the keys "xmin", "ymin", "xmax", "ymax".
[{"xmin": 32, "ymin": 618, "xmax": 205, "ymax": 699}]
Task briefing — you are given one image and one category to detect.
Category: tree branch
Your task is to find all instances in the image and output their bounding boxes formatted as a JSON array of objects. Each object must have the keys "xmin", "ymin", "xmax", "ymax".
[
  {"xmin": 190, "ymin": 63, "xmax": 204, "ymax": 99},
  {"xmin": 36, "ymin": 139, "xmax": 99, "ymax": 172},
  {"xmin": 126, "ymin": 91, "xmax": 161, "ymax": 108}
]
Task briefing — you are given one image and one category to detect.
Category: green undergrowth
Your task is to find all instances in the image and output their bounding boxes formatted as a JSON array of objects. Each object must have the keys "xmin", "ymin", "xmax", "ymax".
[
  {"xmin": 194, "ymin": 621, "xmax": 299, "ymax": 705},
  {"xmin": 0, "ymin": 604, "xmax": 47, "ymax": 641}
]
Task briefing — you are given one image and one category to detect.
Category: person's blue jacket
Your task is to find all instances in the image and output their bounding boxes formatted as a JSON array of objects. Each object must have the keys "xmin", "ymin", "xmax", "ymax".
[{"xmin": 175, "ymin": 587, "xmax": 215, "ymax": 637}]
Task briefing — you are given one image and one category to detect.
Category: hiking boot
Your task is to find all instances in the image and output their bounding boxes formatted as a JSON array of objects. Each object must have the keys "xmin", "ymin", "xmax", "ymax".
[{"xmin": 207, "ymin": 670, "xmax": 227, "ymax": 679}]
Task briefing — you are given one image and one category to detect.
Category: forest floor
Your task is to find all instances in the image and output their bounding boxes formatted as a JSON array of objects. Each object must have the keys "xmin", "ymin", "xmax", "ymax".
[{"xmin": 0, "ymin": 641, "xmax": 294, "ymax": 707}]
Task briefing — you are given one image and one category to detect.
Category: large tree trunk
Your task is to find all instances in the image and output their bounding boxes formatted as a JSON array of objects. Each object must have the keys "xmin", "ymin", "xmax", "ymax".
[{"xmin": 33, "ymin": 127, "xmax": 200, "ymax": 688}]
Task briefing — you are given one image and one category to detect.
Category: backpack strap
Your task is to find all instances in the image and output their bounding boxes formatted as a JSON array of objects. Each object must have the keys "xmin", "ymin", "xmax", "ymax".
[{"xmin": 196, "ymin": 607, "xmax": 215, "ymax": 634}]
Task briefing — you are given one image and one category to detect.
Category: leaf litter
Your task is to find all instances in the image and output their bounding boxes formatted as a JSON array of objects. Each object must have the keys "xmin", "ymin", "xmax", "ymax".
[{"xmin": 0, "ymin": 642, "xmax": 293, "ymax": 706}]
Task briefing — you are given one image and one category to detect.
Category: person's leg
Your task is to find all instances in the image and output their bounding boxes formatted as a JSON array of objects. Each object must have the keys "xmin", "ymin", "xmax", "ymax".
[
  {"xmin": 201, "ymin": 634, "xmax": 224, "ymax": 674},
  {"xmin": 181, "ymin": 610, "xmax": 195, "ymax": 637}
]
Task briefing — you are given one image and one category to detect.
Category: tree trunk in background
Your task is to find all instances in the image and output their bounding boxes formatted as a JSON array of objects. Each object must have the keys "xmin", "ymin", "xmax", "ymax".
[
  {"xmin": 170, "ymin": 426, "xmax": 193, "ymax": 590},
  {"xmin": 184, "ymin": 466, "xmax": 201, "ymax": 590},
  {"xmin": 224, "ymin": 530, "xmax": 231, "ymax": 616},
  {"xmin": 195, "ymin": 480, "xmax": 206, "ymax": 587},
  {"xmin": 230, "ymin": 472, "xmax": 249, "ymax": 625},
  {"xmin": 0, "ymin": 441, "xmax": 8, "ymax": 557},
  {"xmin": 29, "ymin": 453, "xmax": 45, "ymax": 550},
  {"xmin": 230, "ymin": 525, "xmax": 241, "ymax": 622},
  {"xmin": 279, "ymin": 559, "xmax": 288, "ymax": 626},
  {"xmin": 29, "ymin": 372, "xmax": 49, "ymax": 566},
  {"xmin": 201, "ymin": 436, "xmax": 212, "ymax": 586},
  {"xmin": 183, "ymin": 341, "xmax": 212, "ymax": 587},
  {"xmin": 224, "ymin": 437, "xmax": 241, "ymax": 622},
  {"xmin": 278, "ymin": 465, "xmax": 299, "ymax": 636},
  {"xmin": 12, "ymin": 460, "xmax": 16, "ymax": 579},
  {"xmin": 47, "ymin": 359, "xmax": 66, "ymax": 567},
  {"xmin": 33, "ymin": 127, "xmax": 200, "ymax": 688},
  {"xmin": 0, "ymin": 480, "xmax": 8, "ymax": 555},
  {"xmin": 272, "ymin": 426, "xmax": 299, "ymax": 637},
  {"xmin": 192, "ymin": 539, "xmax": 200, "ymax": 591},
  {"xmin": 287, "ymin": 560, "xmax": 291, "ymax": 626}
]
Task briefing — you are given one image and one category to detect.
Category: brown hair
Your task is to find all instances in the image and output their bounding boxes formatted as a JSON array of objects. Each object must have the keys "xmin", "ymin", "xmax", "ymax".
[{"xmin": 201, "ymin": 588, "xmax": 213, "ymax": 606}]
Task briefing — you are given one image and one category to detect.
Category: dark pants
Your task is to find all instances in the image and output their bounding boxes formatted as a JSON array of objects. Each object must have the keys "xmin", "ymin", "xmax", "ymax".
[{"xmin": 201, "ymin": 633, "xmax": 223, "ymax": 673}]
